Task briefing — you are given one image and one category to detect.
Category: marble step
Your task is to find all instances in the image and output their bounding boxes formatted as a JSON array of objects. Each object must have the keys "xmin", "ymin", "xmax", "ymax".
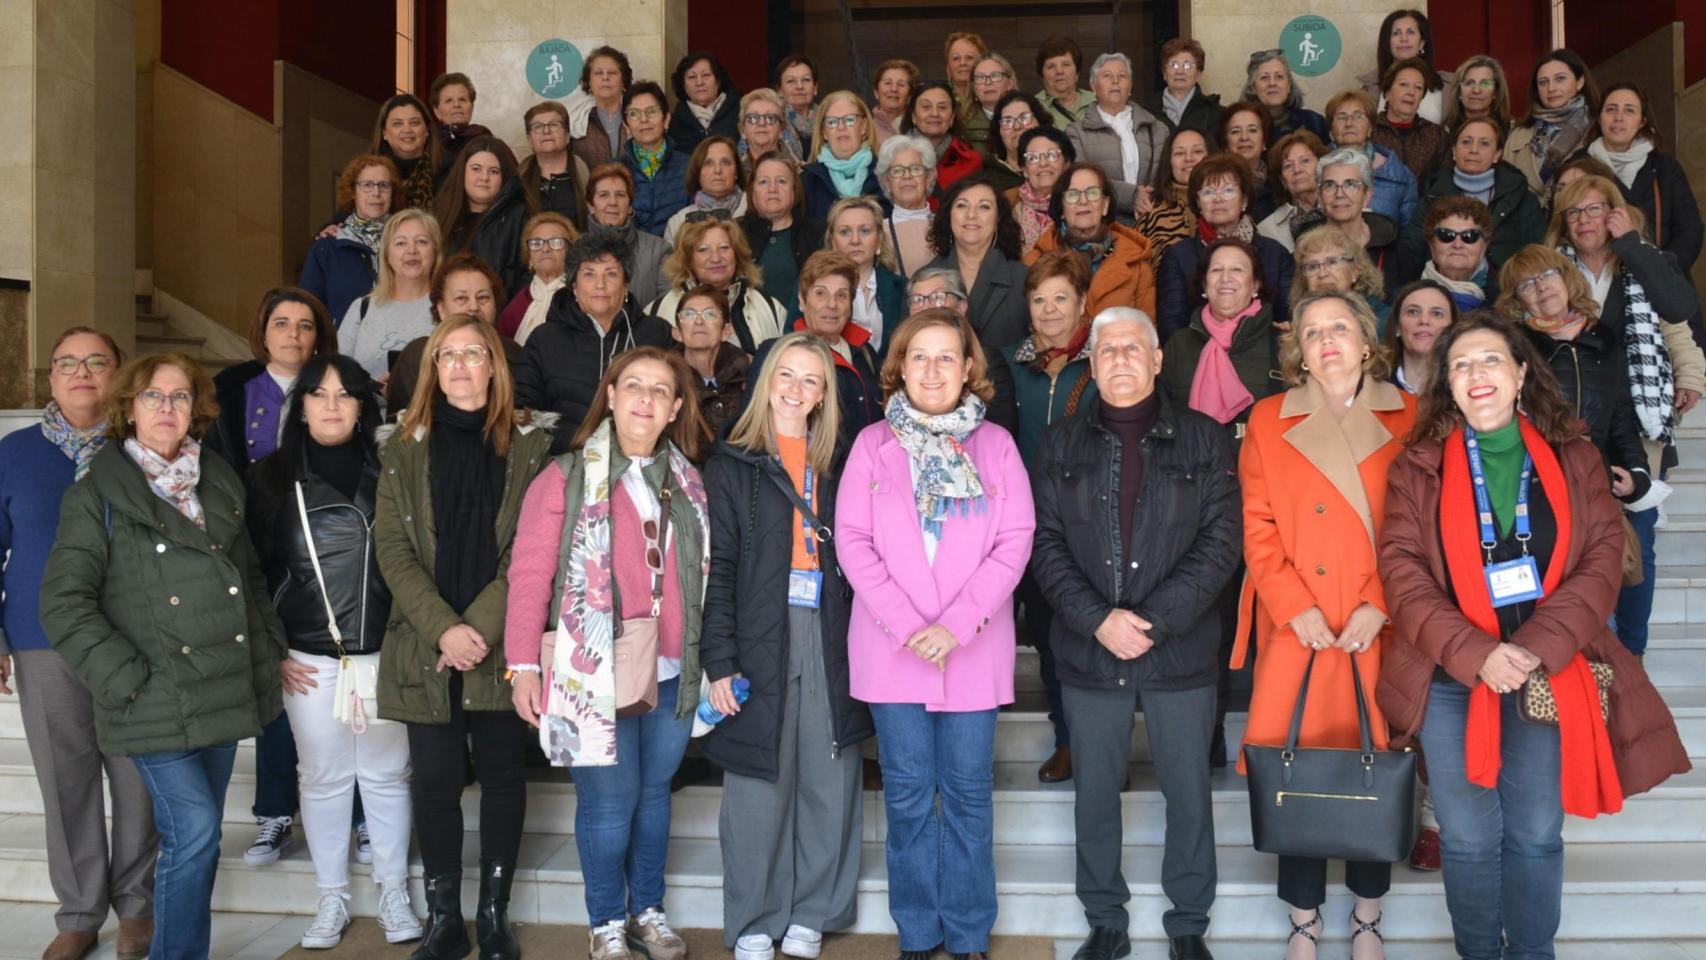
[{"xmin": 0, "ymin": 813, "xmax": 1699, "ymax": 939}]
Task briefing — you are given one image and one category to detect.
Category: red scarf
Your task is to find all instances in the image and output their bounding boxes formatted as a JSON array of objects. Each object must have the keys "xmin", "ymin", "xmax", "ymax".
[{"xmin": 1440, "ymin": 420, "xmax": 1622, "ymax": 817}]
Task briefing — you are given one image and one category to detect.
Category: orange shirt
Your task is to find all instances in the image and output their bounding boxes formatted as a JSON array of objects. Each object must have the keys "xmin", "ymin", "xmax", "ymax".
[{"xmin": 776, "ymin": 434, "xmax": 817, "ymax": 570}]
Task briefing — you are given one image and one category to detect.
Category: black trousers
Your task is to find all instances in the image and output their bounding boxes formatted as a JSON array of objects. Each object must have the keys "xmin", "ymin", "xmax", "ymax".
[
  {"xmin": 406, "ymin": 673, "xmax": 529, "ymax": 874},
  {"xmin": 1277, "ymin": 855, "xmax": 1392, "ymax": 910}
]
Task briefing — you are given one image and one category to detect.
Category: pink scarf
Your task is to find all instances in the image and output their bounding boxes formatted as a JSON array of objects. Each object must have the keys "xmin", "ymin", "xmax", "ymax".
[
  {"xmin": 1187, "ymin": 299, "xmax": 1261, "ymax": 424},
  {"xmin": 1016, "ymin": 182, "xmax": 1054, "ymax": 253}
]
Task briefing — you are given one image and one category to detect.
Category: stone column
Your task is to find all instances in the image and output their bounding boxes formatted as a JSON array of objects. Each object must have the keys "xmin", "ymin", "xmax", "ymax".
[{"xmin": 445, "ymin": 0, "xmax": 689, "ymax": 159}]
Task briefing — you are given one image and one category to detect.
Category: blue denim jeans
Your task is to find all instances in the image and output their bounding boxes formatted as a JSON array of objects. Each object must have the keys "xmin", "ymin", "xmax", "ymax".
[
  {"xmin": 1417, "ymin": 682, "xmax": 1565, "ymax": 960},
  {"xmin": 869, "ymin": 703, "xmax": 998, "ymax": 953},
  {"xmin": 132, "ymin": 743, "xmax": 239, "ymax": 960},
  {"xmin": 1613, "ymin": 505, "xmax": 1658, "ymax": 655},
  {"xmin": 571, "ymin": 676, "xmax": 693, "ymax": 926}
]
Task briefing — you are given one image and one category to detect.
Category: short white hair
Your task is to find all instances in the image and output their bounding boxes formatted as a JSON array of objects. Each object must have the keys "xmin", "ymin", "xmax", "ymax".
[
  {"xmin": 876, "ymin": 133, "xmax": 938, "ymax": 198},
  {"xmin": 1088, "ymin": 307, "xmax": 1159, "ymax": 350},
  {"xmin": 1317, "ymin": 147, "xmax": 1374, "ymax": 189},
  {"xmin": 1089, "ymin": 53, "xmax": 1132, "ymax": 83}
]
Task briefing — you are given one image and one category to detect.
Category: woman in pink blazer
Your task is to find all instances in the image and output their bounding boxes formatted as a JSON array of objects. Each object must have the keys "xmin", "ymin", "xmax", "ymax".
[{"xmin": 835, "ymin": 308, "xmax": 1036, "ymax": 960}]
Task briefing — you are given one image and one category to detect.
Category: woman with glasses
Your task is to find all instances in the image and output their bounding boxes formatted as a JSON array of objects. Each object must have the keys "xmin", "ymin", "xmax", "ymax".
[
  {"xmin": 1406, "ymin": 118, "xmax": 1546, "ymax": 271},
  {"xmin": 649, "ymin": 217, "xmax": 788, "ymax": 355},
  {"xmin": 386, "ymin": 254, "xmax": 520, "ymax": 420},
  {"xmin": 738, "ymin": 89, "xmax": 795, "ymax": 178},
  {"xmin": 1257, "ymin": 131, "xmax": 1328, "ymax": 253},
  {"xmin": 520, "ymin": 101, "xmax": 583, "ymax": 227},
  {"xmin": 376, "ymin": 316, "xmax": 551, "ymax": 960},
  {"xmin": 1024, "ymin": 162, "xmax": 1156, "ymax": 320},
  {"xmin": 826, "ymin": 195, "xmax": 909, "ymax": 357},
  {"xmin": 3, "ymin": 330, "xmax": 158, "ymax": 960},
  {"xmin": 665, "ymin": 135, "xmax": 749, "ymax": 244},
  {"xmin": 1136, "ymin": 126, "xmax": 1212, "ymax": 264},
  {"xmin": 498, "ymin": 212, "xmax": 579, "ymax": 344},
  {"xmin": 1442, "ymin": 55, "xmax": 1513, "ymax": 134},
  {"xmin": 1066, "ymin": 53, "xmax": 1167, "ymax": 219},
  {"xmin": 1289, "ymin": 225, "xmax": 1390, "ymax": 329},
  {"xmin": 667, "ymin": 51, "xmax": 741, "ymax": 154},
  {"xmin": 1419, "ymin": 197, "xmax": 1500, "ymax": 311},
  {"xmin": 871, "ymin": 60, "xmax": 920, "ymax": 146},
  {"xmin": 904, "ymin": 82, "xmax": 984, "ymax": 199},
  {"xmin": 802, "ymin": 91, "xmax": 882, "ymax": 221},
  {"xmin": 303, "ymin": 154, "xmax": 400, "ymax": 326},
  {"xmin": 670, "ymin": 284, "xmax": 751, "ymax": 438},
  {"xmin": 1145, "ymin": 38, "xmax": 1223, "ymax": 137},
  {"xmin": 1312, "ymin": 148, "xmax": 1404, "ymax": 295},
  {"xmin": 622, "ymin": 81, "xmax": 693, "ymax": 237},
  {"xmin": 42, "ymin": 352, "xmax": 285, "ymax": 960},
  {"xmin": 1008, "ymin": 127, "xmax": 1074, "ymax": 256},
  {"xmin": 1035, "ymin": 36, "xmax": 1094, "ymax": 128},
  {"xmin": 878, "ymin": 134, "xmax": 938, "ymax": 276},
  {"xmin": 1156, "ymin": 153, "xmax": 1295, "ymax": 343},
  {"xmin": 742, "ymin": 153, "xmax": 823, "ymax": 319},
  {"xmin": 960, "ymin": 53, "xmax": 1017, "ymax": 155},
  {"xmin": 1326, "ymin": 91, "xmax": 1419, "ymax": 232},
  {"xmin": 570, "ymin": 46, "xmax": 633, "ymax": 172},
  {"xmin": 984, "ymin": 91, "xmax": 1052, "ymax": 196}
]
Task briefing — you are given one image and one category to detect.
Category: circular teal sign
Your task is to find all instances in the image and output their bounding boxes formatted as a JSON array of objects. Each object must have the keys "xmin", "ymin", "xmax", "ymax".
[
  {"xmin": 1280, "ymin": 15, "xmax": 1342, "ymax": 77},
  {"xmin": 526, "ymin": 39, "xmax": 583, "ymax": 98}
]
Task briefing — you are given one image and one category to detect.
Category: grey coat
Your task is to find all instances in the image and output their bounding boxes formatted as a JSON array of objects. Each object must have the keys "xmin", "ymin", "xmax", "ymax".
[{"xmin": 1067, "ymin": 100, "xmax": 1169, "ymax": 210}]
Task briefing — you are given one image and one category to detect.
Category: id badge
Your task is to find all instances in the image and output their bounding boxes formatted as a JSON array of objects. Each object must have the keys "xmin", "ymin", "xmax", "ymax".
[
  {"xmin": 788, "ymin": 568, "xmax": 823, "ymax": 608},
  {"xmin": 1485, "ymin": 556, "xmax": 1544, "ymax": 608}
]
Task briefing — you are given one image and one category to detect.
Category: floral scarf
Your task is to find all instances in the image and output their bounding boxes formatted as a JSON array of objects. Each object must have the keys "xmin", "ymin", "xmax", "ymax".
[
  {"xmin": 631, "ymin": 141, "xmax": 667, "ymax": 181},
  {"xmin": 124, "ymin": 436, "xmax": 205, "ymax": 529},
  {"xmin": 884, "ymin": 391, "xmax": 987, "ymax": 538},
  {"xmin": 544, "ymin": 419, "xmax": 709, "ymax": 767},
  {"xmin": 1015, "ymin": 182, "xmax": 1053, "ymax": 252},
  {"xmin": 41, "ymin": 401, "xmax": 107, "ymax": 480},
  {"xmin": 1198, "ymin": 215, "xmax": 1256, "ymax": 244},
  {"xmin": 335, "ymin": 211, "xmax": 388, "ymax": 253}
]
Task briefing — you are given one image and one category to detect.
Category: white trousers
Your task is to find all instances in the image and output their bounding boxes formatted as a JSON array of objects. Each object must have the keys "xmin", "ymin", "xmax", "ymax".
[{"xmin": 282, "ymin": 650, "xmax": 412, "ymax": 889}]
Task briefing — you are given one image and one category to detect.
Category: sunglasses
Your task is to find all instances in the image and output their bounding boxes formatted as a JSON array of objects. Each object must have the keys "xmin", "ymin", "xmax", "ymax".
[{"xmin": 1433, "ymin": 227, "xmax": 1484, "ymax": 245}]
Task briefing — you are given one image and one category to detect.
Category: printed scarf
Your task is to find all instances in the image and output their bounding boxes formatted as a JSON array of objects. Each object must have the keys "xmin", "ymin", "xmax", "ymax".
[
  {"xmin": 631, "ymin": 141, "xmax": 666, "ymax": 181},
  {"xmin": 335, "ymin": 211, "xmax": 388, "ymax": 253},
  {"xmin": 884, "ymin": 391, "xmax": 987, "ymax": 538},
  {"xmin": 1016, "ymin": 182, "xmax": 1054, "ymax": 252},
  {"xmin": 1527, "ymin": 96, "xmax": 1592, "ymax": 185},
  {"xmin": 1198, "ymin": 215, "xmax": 1256, "ymax": 245},
  {"xmin": 41, "ymin": 401, "xmax": 107, "ymax": 480},
  {"xmin": 544, "ymin": 419, "xmax": 709, "ymax": 767},
  {"xmin": 124, "ymin": 436, "xmax": 205, "ymax": 529}
]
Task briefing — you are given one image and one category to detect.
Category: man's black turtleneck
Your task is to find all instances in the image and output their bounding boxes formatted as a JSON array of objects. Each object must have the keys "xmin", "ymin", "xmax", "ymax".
[{"xmin": 1100, "ymin": 390, "xmax": 1161, "ymax": 561}]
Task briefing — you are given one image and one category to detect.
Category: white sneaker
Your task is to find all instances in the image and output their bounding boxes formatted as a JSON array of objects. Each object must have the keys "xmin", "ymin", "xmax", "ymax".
[
  {"xmin": 736, "ymin": 933, "xmax": 776, "ymax": 960},
  {"xmin": 781, "ymin": 925, "xmax": 822, "ymax": 959},
  {"xmin": 244, "ymin": 815, "xmax": 294, "ymax": 866},
  {"xmin": 354, "ymin": 821, "xmax": 374, "ymax": 865},
  {"xmin": 590, "ymin": 919, "xmax": 633, "ymax": 959},
  {"xmin": 299, "ymin": 888, "xmax": 351, "ymax": 949},
  {"xmin": 376, "ymin": 882, "xmax": 423, "ymax": 943}
]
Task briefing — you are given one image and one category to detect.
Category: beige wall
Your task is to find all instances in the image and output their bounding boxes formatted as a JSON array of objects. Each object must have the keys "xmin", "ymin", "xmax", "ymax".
[
  {"xmin": 445, "ymin": 0, "xmax": 688, "ymax": 159},
  {"xmin": 277, "ymin": 61, "xmax": 379, "ymax": 288},
  {"xmin": 1189, "ymin": 0, "xmax": 1406, "ymax": 107},
  {"xmin": 0, "ymin": 0, "xmax": 31, "ymax": 286}
]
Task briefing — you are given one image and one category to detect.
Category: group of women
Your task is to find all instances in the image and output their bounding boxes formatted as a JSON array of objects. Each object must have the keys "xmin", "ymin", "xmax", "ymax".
[{"xmin": 1, "ymin": 11, "xmax": 1701, "ymax": 960}]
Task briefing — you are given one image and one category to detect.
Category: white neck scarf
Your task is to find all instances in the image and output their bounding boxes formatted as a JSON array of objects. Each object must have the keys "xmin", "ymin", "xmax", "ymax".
[
  {"xmin": 1098, "ymin": 105, "xmax": 1140, "ymax": 185},
  {"xmin": 516, "ymin": 273, "xmax": 567, "ymax": 345},
  {"xmin": 1587, "ymin": 137, "xmax": 1654, "ymax": 190}
]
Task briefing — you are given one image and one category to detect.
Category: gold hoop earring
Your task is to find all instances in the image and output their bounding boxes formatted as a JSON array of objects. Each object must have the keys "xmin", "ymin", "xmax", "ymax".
[{"xmin": 1300, "ymin": 361, "xmax": 1310, "ymax": 372}]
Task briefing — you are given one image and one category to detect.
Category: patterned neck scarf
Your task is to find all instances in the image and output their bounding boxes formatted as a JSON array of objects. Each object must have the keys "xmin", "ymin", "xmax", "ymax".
[
  {"xmin": 41, "ymin": 401, "xmax": 107, "ymax": 480},
  {"xmin": 124, "ymin": 436, "xmax": 205, "ymax": 529},
  {"xmin": 1198, "ymin": 215, "xmax": 1255, "ymax": 244},
  {"xmin": 1561, "ymin": 244, "xmax": 1675, "ymax": 442},
  {"xmin": 884, "ymin": 391, "xmax": 987, "ymax": 538},
  {"xmin": 631, "ymin": 141, "xmax": 667, "ymax": 180},
  {"xmin": 693, "ymin": 187, "xmax": 744, "ymax": 213},
  {"xmin": 1015, "ymin": 182, "xmax": 1054, "ymax": 252},
  {"xmin": 336, "ymin": 211, "xmax": 388, "ymax": 253},
  {"xmin": 1528, "ymin": 95, "xmax": 1592, "ymax": 185}
]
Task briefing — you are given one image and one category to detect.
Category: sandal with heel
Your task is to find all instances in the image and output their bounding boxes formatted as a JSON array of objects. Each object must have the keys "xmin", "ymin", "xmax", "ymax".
[
  {"xmin": 1350, "ymin": 909, "xmax": 1385, "ymax": 959},
  {"xmin": 1285, "ymin": 910, "xmax": 1320, "ymax": 959}
]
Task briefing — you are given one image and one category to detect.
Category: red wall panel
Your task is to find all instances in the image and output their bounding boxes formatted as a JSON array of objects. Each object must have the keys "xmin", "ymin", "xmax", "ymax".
[
  {"xmin": 160, "ymin": 0, "xmax": 281, "ymax": 121},
  {"xmin": 689, "ymin": 0, "xmax": 771, "ymax": 93},
  {"xmin": 278, "ymin": 0, "xmax": 396, "ymax": 104},
  {"xmin": 1429, "ymin": 0, "xmax": 1550, "ymax": 116}
]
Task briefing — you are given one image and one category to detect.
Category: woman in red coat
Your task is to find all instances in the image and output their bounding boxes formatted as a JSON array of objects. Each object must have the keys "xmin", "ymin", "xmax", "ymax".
[
  {"xmin": 1378, "ymin": 313, "xmax": 1689, "ymax": 960},
  {"xmin": 1235, "ymin": 291, "xmax": 1416, "ymax": 960}
]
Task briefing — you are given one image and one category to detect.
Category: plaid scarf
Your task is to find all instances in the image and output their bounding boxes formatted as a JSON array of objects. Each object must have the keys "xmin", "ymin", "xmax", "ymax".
[
  {"xmin": 41, "ymin": 401, "xmax": 107, "ymax": 480},
  {"xmin": 1563, "ymin": 245, "xmax": 1674, "ymax": 442}
]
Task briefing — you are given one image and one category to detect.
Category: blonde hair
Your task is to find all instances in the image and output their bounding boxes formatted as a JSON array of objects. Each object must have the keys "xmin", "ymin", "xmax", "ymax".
[
  {"xmin": 808, "ymin": 90, "xmax": 879, "ymax": 161},
  {"xmin": 664, "ymin": 218, "xmax": 763, "ymax": 289},
  {"xmin": 1544, "ymin": 174, "xmax": 1648, "ymax": 265},
  {"xmin": 1494, "ymin": 244, "xmax": 1603, "ymax": 327},
  {"xmin": 1289, "ymin": 225, "xmax": 1385, "ymax": 307},
  {"xmin": 521, "ymin": 211, "xmax": 580, "ymax": 272},
  {"xmin": 397, "ymin": 314, "xmax": 518, "ymax": 456},
  {"xmin": 824, "ymin": 195, "xmax": 899, "ymax": 273},
  {"xmin": 1278, "ymin": 291, "xmax": 1391, "ymax": 386},
  {"xmin": 375, "ymin": 209, "xmax": 443, "ymax": 306},
  {"xmin": 725, "ymin": 332, "xmax": 841, "ymax": 475}
]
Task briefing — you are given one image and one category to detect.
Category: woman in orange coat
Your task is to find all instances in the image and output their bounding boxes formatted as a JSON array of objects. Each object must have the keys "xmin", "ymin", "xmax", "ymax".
[{"xmin": 1233, "ymin": 290, "xmax": 1417, "ymax": 960}]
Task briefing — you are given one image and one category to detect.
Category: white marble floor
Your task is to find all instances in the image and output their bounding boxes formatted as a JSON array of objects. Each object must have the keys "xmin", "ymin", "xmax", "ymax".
[{"xmin": 2, "ymin": 904, "xmax": 1704, "ymax": 960}]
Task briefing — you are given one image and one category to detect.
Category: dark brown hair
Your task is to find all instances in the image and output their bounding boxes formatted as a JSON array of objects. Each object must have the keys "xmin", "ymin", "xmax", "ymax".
[
  {"xmin": 106, "ymin": 352, "xmax": 218, "ymax": 442},
  {"xmin": 432, "ymin": 135, "xmax": 539, "ymax": 239},
  {"xmin": 1375, "ymin": 10, "xmax": 1436, "ymax": 77},
  {"xmin": 249, "ymin": 287, "xmax": 337, "ymax": 364},
  {"xmin": 1048, "ymin": 161, "xmax": 1114, "ymax": 226},
  {"xmin": 1408, "ymin": 311, "xmax": 1585, "ymax": 445},
  {"xmin": 1217, "ymin": 100, "xmax": 1273, "ymax": 157},
  {"xmin": 1035, "ymin": 36, "xmax": 1086, "ymax": 79},
  {"xmin": 369, "ymin": 94, "xmax": 441, "ymax": 172},
  {"xmin": 1423, "ymin": 195, "xmax": 1494, "ymax": 235},
  {"xmin": 568, "ymin": 347, "xmax": 706, "ymax": 463},
  {"xmin": 1160, "ymin": 37, "xmax": 1207, "ymax": 74},
  {"xmin": 878, "ymin": 308, "xmax": 995, "ymax": 404},
  {"xmin": 1024, "ymin": 247, "xmax": 1091, "ymax": 298},
  {"xmin": 335, "ymin": 153, "xmax": 401, "ymax": 214},
  {"xmin": 579, "ymin": 46, "xmax": 634, "ymax": 94},
  {"xmin": 1522, "ymin": 49, "xmax": 1601, "ymax": 125},
  {"xmin": 927, "ymin": 175, "xmax": 1023, "ymax": 260},
  {"xmin": 584, "ymin": 162, "xmax": 635, "ymax": 206},
  {"xmin": 1190, "ymin": 237, "xmax": 1273, "ymax": 305},
  {"xmin": 1186, "ymin": 152, "xmax": 1257, "ymax": 219},
  {"xmin": 685, "ymin": 135, "xmax": 739, "ymax": 194},
  {"xmin": 429, "ymin": 72, "xmax": 476, "ymax": 108},
  {"xmin": 1382, "ymin": 56, "xmax": 1442, "ymax": 96},
  {"xmin": 430, "ymin": 252, "xmax": 508, "ymax": 316},
  {"xmin": 1267, "ymin": 130, "xmax": 1327, "ymax": 201},
  {"xmin": 1593, "ymin": 82, "xmax": 1664, "ymax": 151}
]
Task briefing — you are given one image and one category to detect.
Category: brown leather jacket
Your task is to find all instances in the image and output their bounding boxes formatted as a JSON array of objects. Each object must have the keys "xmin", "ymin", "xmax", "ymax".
[{"xmin": 1377, "ymin": 433, "xmax": 1691, "ymax": 798}]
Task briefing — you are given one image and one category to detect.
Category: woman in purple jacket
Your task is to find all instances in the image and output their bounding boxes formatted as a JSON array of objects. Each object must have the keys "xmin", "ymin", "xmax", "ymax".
[{"xmin": 835, "ymin": 309, "xmax": 1036, "ymax": 960}]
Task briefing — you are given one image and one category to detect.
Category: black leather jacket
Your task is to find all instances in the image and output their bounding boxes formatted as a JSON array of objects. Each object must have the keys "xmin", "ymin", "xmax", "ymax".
[
  {"xmin": 1029, "ymin": 391, "xmax": 1242, "ymax": 691},
  {"xmin": 1525, "ymin": 324, "xmax": 1652, "ymax": 503},
  {"xmin": 247, "ymin": 447, "xmax": 390, "ymax": 657}
]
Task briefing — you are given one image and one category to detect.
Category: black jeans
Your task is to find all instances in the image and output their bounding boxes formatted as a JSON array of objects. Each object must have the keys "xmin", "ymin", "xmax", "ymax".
[
  {"xmin": 1018, "ymin": 572, "xmax": 1068, "ymax": 747},
  {"xmin": 406, "ymin": 673, "xmax": 528, "ymax": 874},
  {"xmin": 1277, "ymin": 855, "xmax": 1392, "ymax": 911}
]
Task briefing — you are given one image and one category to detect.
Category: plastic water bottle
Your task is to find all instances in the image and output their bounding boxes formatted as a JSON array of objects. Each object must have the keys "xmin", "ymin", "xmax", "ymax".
[{"xmin": 691, "ymin": 677, "xmax": 751, "ymax": 737}]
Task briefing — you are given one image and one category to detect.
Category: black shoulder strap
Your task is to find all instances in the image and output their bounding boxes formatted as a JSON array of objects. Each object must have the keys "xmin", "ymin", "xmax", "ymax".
[
  {"xmin": 359, "ymin": 295, "xmax": 372, "ymax": 321},
  {"xmin": 763, "ymin": 461, "xmax": 828, "ymax": 540}
]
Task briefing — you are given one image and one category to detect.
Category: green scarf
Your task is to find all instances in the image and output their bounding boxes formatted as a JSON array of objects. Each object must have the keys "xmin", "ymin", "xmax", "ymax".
[{"xmin": 1475, "ymin": 417, "xmax": 1526, "ymax": 538}]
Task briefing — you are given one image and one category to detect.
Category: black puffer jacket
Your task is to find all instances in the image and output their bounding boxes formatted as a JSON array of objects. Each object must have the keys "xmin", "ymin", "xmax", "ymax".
[
  {"xmin": 1029, "ymin": 391, "xmax": 1242, "ymax": 691},
  {"xmin": 247, "ymin": 445, "xmax": 390, "ymax": 657},
  {"xmin": 698, "ymin": 440, "xmax": 873, "ymax": 782},
  {"xmin": 1525, "ymin": 324, "xmax": 1652, "ymax": 503},
  {"xmin": 514, "ymin": 291, "xmax": 674, "ymax": 453},
  {"xmin": 450, "ymin": 177, "xmax": 535, "ymax": 308}
]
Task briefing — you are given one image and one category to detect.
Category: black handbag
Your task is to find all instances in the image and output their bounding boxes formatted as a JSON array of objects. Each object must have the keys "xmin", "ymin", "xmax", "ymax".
[{"xmin": 1243, "ymin": 650, "xmax": 1417, "ymax": 863}]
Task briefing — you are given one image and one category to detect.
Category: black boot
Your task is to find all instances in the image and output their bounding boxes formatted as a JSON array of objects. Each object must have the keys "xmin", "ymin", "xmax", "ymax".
[
  {"xmin": 410, "ymin": 871, "xmax": 472, "ymax": 960},
  {"xmin": 476, "ymin": 860, "xmax": 521, "ymax": 960}
]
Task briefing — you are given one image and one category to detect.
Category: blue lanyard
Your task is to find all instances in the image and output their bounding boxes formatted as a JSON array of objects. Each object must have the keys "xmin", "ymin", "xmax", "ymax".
[
  {"xmin": 1464, "ymin": 425, "xmax": 1532, "ymax": 559},
  {"xmin": 800, "ymin": 465, "xmax": 817, "ymax": 566}
]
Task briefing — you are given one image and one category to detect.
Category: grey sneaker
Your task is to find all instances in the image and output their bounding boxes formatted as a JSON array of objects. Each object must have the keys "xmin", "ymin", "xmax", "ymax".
[
  {"xmin": 590, "ymin": 920, "xmax": 633, "ymax": 960},
  {"xmin": 299, "ymin": 889, "xmax": 350, "ymax": 949},
  {"xmin": 354, "ymin": 821, "xmax": 374, "ymax": 865},
  {"xmin": 244, "ymin": 815, "xmax": 294, "ymax": 866},
  {"xmin": 376, "ymin": 882, "xmax": 423, "ymax": 943},
  {"xmin": 626, "ymin": 907, "xmax": 686, "ymax": 960}
]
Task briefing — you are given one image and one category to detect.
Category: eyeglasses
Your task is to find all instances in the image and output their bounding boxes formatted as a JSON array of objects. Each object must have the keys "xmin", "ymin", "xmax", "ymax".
[
  {"xmin": 1320, "ymin": 178, "xmax": 1366, "ymax": 195},
  {"xmin": 677, "ymin": 308, "xmax": 723, "ymax": 325},
  {"xmin": 1166, "ymin": 60, "xmax": 1199, "ymax": 71},
  {"xmin": 52, "ymin": 354, "xmax": 114, "ymax": 375},
  {"xmin": 888, "ymin": 163, "xmax": 928, "ymax": 179},
  {"xmin": 1022, "ymin": 149, "xmax": 1063, "ymax": 165},
  {"xmin": 1332, "ymin": 110, "xmax": 1369, "ymax": 124},
  {"xmin": 624, "ymin": 106, "xmax": 663, "ymax": 121},
  {"xmin": 1515, "ymin": 267, "xmax": 1562, "ymax": 296},
  {"xmin": 1198, "ymin": 185, "xmax": 1241, "ymax": 200},
  {"xmin": 1062, "ymin": 187, "xmax": 1105, "ymax": 204},
  {"xmin": 355, "ymin": 180, "xmax": 393, "ymax": 193},
  {"xmin": 822, "ymin": 114, "xmax": 862, "ymax": 130},
  {"xmin": 973, "ymin": 71, "xmax": 1011, "ymax": 85},
  {"xmin": 684, "ymin": 208, "xmax": 734, "ymax": 224},
  {"xmin": 527, "ymin": 120, "xmax": 566, "ymax": 134},
  {"xmin": 137, "ymin": 389, "xmax": 194, "ymax": 411},
  {"xmin": 527, "ymin": 237, "xmax": 569, "ymax": 251},
  {"xmin": 1299, "ymin": 255, "xmax": 1353, "ymax": 276},
  {"xmin": 1433, "ymin": 227, "xmax": 1484, "ymax": 245},
  {"xmin": 998, "ymin": 112, "xmax": 1035, "ymax": 129},
  {"xmin": 434, "ymin": 345, "xmax": 491, "ymax": 368},
  {"xmin": 1462, "ymin": 78, "xmax": 1497, "ymax": 90},
  {"xmin": 907, "ymin": 290, "xmax": 966, "ymax": 308},
  {"xmin": 1564, "ymin": 201, "xmax": 1610, "ymax": 223},
  {"xmin": 743, "ymin": 112, "xmax": 782, "ymax": 126}
]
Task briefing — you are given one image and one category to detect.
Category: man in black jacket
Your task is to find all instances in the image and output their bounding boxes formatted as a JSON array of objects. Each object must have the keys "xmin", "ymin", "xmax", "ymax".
[{"xmin": 1030, "ymin": 307, "xmax": 1241, "ymax": 960}]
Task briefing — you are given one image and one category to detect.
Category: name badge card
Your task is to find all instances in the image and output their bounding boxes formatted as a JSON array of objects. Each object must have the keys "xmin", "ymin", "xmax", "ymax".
[
  {"xmin": 1485, "ymin": 555, "xmax": 1543, "ymax": 607},
  {"xmin": 788, "ymin": 568, "xmax": 823, "ymax": 608}
]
